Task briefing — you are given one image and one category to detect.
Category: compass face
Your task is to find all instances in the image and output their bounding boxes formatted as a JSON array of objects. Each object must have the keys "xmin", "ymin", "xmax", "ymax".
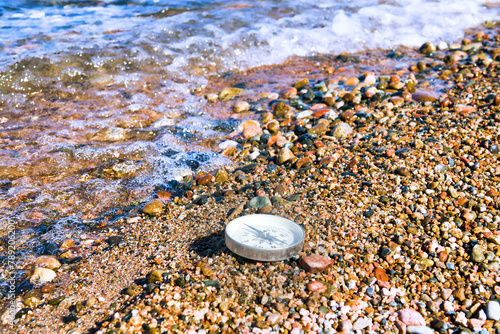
[
  {"xmin": 225, "ymin": 214, "xmax": 305, "ymax": 261},
  {"xmin": 231, "ymin": 224, "xmax": 296, "ymax": 250}
]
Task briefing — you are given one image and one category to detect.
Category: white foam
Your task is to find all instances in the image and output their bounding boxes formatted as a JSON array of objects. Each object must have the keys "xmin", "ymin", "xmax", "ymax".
[{"xmin": 0, "ymin": 1, "xmax": 496, "ymax": 72}]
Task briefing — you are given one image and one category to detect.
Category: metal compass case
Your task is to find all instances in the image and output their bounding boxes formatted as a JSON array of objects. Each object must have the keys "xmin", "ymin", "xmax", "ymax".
[{"xmin": 225, "ymin": 214, "xmax": 305, "ymax": 261}]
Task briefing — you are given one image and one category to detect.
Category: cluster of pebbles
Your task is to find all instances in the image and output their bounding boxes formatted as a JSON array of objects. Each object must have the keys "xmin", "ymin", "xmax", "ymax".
[{"xmin": 2, "ymin": 24, "xmax": 500, "ymax": 334}]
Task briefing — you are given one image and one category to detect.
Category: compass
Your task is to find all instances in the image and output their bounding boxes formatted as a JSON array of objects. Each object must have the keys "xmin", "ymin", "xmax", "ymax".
[{"xmin": 225, "ymin": 214, "xmax": 305, "ymax": 261}]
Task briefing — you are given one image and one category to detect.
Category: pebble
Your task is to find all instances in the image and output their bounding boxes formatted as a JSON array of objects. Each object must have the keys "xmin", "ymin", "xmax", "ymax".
[
  {"xmin": 455, "ymin": 105, "xmax": 476, "ymax": 114},
  {"xmin": 60, "ymin": 239, "xmax": 75, "ymax": 249},
  {"xmin": 293, "ymin": 78, "xmax": 309, "ymax": 89},
  {"xmin": 197, "ymin": 174, "xmax": 215, "ymax": 185},
  {"xmin": 437, "ymin": 41, "xmax": 448, "ymax": 50},
  {"xmin": 332, "ymin": 122, "xmax": 353, "ymax": 139},
  {"xmin": 307, "ymin": 281, "xmax": 327, "ymax": 293},
  {"xmin": 338, "ymin": 320, "xmax": 353, "ymax": 332},
  {"xmin": 219, "ymin": 87, "xmax": 243, "ymax": 101},
  {"xmin": 295, "ymin": 157, "xmax": 312, "ymax": 169},
  {"xmin": 407, "ymin": 326, "xmax": 435, "ymax": 334},
  {"xmin": 397, "ymin": 309, "xmax": 426, "ymax": 326},
  {"xmin": 308, "ymin": 119, "xmax": 330, "ymax": 135},
  {"xmin": 34, "ymin": 256, "xmax": 61, "ymax": 270},
  {"xmin": 412, "ymin": 89, "xmax": 440, "ymax": 102},
  {"xmin": 471, "ymin": 244, "xmax": 485, "ymax": 263},
  {"xmin": 485, "ymin": 301, "xmax": 500, "ymax": 321},
  {"xmin": 299, "ymin": 255, "xmax": 332, "ymax": 273},
  {"xmin": 242, "ymin": 126, "xmax": 262, "ymax": 139},
  {"xmin": 233, "ymin": 101, "xmax": 250, "ymax": 113},
  {"xmin": 281, "ymin": 87, "xmax": 297, "ymax": 99},
  {"xmin": 142, "ymin": 199, "xmax": 164, "ymax": 216},
  {"xmin": 267, "ymin": 314, "xmax": 282, "ymax": 325},
  {"xmin": 247, "ymin": 196, "xmax": 272, "ymax": 209},
  {"xmin": 277, "ymin": 147, "xmax": 295, "ymax": 165},
  {"xmin": 419, "ymin": 42, "xmax": 436, "ymax": 54},
  {"xmin": 215, "ymin": 169, "xmax": 228, "ymax": 183},
  {"xmin": 205, "ymin": 93, "xmax": 218, "ymax": 102},
  {"xmin": 30, "ymin": 268, "xmax": 57, "ymax": 284},
  {"xmin": 353, "ymin": 317, "xmax": 372, "ymax": 330},
  {"xmin": 344, "ymin": 77, "xmax": 359, "ymax": 86}
]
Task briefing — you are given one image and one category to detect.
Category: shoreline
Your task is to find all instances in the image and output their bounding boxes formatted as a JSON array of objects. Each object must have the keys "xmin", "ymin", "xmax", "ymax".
[{"xmin": 1, "ymin": 21, "xmax": 500, "ymax": 333}]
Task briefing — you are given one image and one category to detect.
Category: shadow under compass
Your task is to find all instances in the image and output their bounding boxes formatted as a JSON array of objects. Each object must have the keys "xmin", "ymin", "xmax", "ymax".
[
  {"xmin": 189, "ymin": 231, "xmax": 226, "ymax": 257},
  {"xmin": 188, "ymin": 232, "xmax": 269, "ymax": 265},
  {"xmin": 189, "ymin": 232, "xmax": 300, "ymax": 267}
]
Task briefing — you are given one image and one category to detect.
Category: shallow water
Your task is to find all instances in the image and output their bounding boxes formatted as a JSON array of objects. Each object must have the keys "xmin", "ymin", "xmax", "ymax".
[{"xmin": 0, "ymin": 0, "xmax": 498, "ymax": 254}]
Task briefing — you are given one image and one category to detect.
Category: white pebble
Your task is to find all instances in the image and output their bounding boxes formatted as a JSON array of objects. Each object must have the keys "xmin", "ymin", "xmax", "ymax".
[
  {"xmin": 407, "ymin": 326, "xmax": 434, "ymax": 334},
  {"xmin": 486, "ymin": 301, "xmax": 500, "ymax": 321},
  {"xmin": 437, "ymin": 41, "xmax": 448, "ymax": 50}
]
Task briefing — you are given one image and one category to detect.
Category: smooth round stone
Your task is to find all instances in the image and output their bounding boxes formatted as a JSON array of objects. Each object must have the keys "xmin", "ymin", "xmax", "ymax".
[
  {"xmin": 141, "ymin": 199, "xmax": 164, "ymax": 216},
  {"xmin": 486, "ymin": 301, "xmax": 500, "ymax": 321},
  {"xmin": 407, "ymin": 326, "xmax": 434, "ymax": 334},
  {"xmin": 353, "ymin": 317, "xmax": 372, "ymax": 330},
  {"xmin": 299, "ymin": 255, "xmax": 332, "ymax": 273},
  {"xmin": 30, "ymin": 268, "xmax": 57, "ymax": 284},
  {"xmin": 293, "ymin": 78, "xmax": 309, "ymax": 89},
  {"xmin": 233, "ymin": 101, "xmax": 250, "ymax": 113},
  {"xmin": 412, "ymin": 89, "xmax": 440, "ymax": 102},
  {"xmin": 397, "ymin": 309, "xmax": 426, "ymax": 326},
  {"xmin": 437, "ymin": 41, "xmax": 448, "ymax": 50},
  {"xmin": 308, "ymin": 119, "xmax": 330, "ymax": 135},
  {"xmin": 247, "ymin": 196, "xmax": 272, "ymax": 209},
  {"xmin": 419, "ymin": 42, "xmax": 436, "ymax": 54},
  {"xmin": 242, "ymin": 126, "xmax": 262, "ymax": 140},
  {"xmin": 197, "ymin": 174, "xmax": 215, "ymax": 185},
  {"xmin": 332, "ymin": 122, "xmax": 353, "ymax": 139},
  {"xmin": 34, "ymin": 256, "xmax": 61, "ymax": 270},
  {"xmin": 396, "ymin": 166, "xmax": 409, "ymax": 176},
  {"xmin": 338, "ymin": 320, "xmax": 353, "ymax": 332},
  {"xmin": 23, "ymin": 297, "xmax": 41, "ymax": 307},
  {"xmin": 205, "ymin": 93, "xmax": 218, "ymax": 102},
  {"xmin": 219, "ymin": 87, "xmax": 243, "ymax": 101},
  {"xmin": 267, "ymin": 313, "xmax": 282, "ymax": 325},
  {"xmin": 277, "ymin": 147, "xmax": 295, "ymax": 165},
  {"xmin": 471, "ymin": 244, "xmax": 485, "ymax": 263},
  {"xmin": 434, "ymin": 164, "xmax": 449, "ymax": 173}
]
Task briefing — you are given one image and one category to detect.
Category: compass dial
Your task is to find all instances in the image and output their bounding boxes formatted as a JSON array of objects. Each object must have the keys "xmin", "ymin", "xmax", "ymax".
[
  {"xmin": 225, "ymin": 214, "xmax": 305, "ymax": 261},
  {"xmin": 232, "ymin": 224, "xmax": 295, "ymax": 249}
]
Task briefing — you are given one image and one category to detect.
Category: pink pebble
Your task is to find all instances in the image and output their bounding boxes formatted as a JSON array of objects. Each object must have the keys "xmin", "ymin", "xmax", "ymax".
[
  {"xmin": 307, "ymin": 281, "xmax": 327, "ymax": 293},
  {"xmin": 339, "ymin": 320, "xmax": 353, "ymax": 332},
  {"xmin": 397, "ymin": 309, "xmax": 426, "ymax": 326},
  {"xmin": 469, "ymin": 318, "xmax": 485, "ymax": 328},
  {"xmin": 242, "ymin": 126, "xmax": 262, "ymax": 139},
  {"xmin": 299, "ymin": 255, "xmax": 332, "ymax": 273}
]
